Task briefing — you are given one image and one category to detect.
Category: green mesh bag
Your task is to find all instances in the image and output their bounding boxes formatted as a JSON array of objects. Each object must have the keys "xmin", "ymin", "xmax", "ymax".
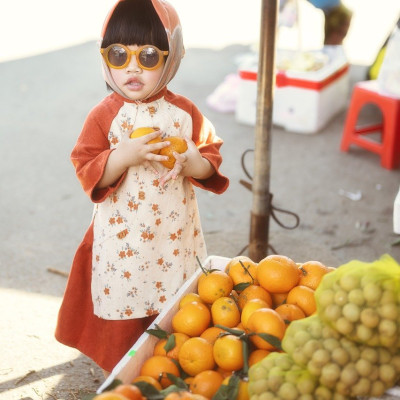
[
  {"xmin": 282, "ymin": 314, "xmax": 400, "ymax": 398},
  {"xmin": 315, "ymin": 254, "xmax": 400, "ymax": 348}
]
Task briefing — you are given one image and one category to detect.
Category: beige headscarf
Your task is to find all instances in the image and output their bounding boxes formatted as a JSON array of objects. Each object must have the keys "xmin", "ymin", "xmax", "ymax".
[{"xmin": 100, "ymin": 0, "xmax": 185, "ymax": 100}]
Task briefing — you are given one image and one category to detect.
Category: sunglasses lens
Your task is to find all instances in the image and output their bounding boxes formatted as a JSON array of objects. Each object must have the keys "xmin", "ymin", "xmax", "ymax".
[
  {"xmin": 107, "ymin": 45, "xmax": 128, "ymax": 67},
  {"xmin": 138, "ymin": 47, "xmax": 161, "ymax": 69}
]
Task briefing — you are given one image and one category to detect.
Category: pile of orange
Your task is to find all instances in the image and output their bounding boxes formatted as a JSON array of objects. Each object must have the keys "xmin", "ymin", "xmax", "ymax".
[{"xmin": 95, "ymin": 254, "xmax": 333, "ymax": 400}]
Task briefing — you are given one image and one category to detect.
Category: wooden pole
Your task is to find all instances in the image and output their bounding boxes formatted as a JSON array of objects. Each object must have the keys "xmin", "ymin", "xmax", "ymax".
[{"xmin": 249, "ymin": 0, "xmax": 278, "ymax": 262}]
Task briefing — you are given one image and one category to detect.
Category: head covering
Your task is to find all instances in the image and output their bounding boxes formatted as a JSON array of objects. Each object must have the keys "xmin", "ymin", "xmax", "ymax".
[{"xmin": 100, "ymin": 0, "xmax": 185, "ymax": 100}]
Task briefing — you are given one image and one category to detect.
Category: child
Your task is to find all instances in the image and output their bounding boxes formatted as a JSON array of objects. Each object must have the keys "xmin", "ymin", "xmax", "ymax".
[{"xmin": 55, "ymin": 0, "xmax": 229, "ymax": 374}]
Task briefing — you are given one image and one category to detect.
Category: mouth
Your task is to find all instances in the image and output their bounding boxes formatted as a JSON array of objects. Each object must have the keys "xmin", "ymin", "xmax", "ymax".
[{"xmin": 125, "ymin": 78, "xmax": 144, "ymax": 91}]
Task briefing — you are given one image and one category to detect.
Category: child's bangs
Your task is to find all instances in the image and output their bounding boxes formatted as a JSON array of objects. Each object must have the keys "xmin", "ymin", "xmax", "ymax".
[{"xmin": 102, "ymin": 0, "xmax": 168, "ymax": 51}]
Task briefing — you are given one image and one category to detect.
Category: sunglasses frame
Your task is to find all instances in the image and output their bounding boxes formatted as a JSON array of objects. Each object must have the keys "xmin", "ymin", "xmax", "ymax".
[{"xmin": 101, "ymin": 44, "xmax": 169, "ymax": 70}]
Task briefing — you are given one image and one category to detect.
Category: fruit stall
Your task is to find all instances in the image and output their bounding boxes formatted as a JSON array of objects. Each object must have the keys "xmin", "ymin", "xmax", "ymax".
[
  {"xmin": 88, "ymin": 0, "xmax": 400, "ymax": 398},
  {"xmin": 92, "ymin": 253, "xmax": 400, "ymax": 400}
]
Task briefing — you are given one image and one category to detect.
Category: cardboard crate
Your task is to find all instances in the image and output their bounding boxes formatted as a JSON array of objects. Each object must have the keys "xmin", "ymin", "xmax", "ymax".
[
  {"xmin": 236, "ymin": 46, "xmax": 350, "ymax": 134},
  {"xmin": 97, "ymin": 255, "xmax": 231, "ymax": 394}
]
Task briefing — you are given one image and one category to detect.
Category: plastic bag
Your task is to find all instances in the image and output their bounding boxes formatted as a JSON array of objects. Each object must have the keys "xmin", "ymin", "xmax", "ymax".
[
  {"xmin": 315, "ymin": 254, "xmax": 400, "ymax": 348},
  {"xmin": 282, "ymin": 315, "xmax": 400, "ymax": 398}
]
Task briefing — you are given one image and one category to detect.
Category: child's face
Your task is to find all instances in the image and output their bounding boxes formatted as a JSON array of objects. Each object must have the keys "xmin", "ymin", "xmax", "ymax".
[{"xmin": 110, "ymin": 44, "xmax": 165, "ymax": 101}]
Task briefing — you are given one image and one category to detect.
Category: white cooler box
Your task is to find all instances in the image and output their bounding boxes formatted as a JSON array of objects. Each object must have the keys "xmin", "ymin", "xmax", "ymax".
[
  {"xmin": 97, "ymin": 255, "xmax": 231, "ymax": 394},
  {"xmin": 236, "ymin": 47, "xmax": 350, "ymax": 134}
]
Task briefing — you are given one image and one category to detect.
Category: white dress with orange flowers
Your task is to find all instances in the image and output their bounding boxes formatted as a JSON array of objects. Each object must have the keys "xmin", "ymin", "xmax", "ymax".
[{"xmin": 87, "ymin": 89, "xmax": 228, "ymax": 320}]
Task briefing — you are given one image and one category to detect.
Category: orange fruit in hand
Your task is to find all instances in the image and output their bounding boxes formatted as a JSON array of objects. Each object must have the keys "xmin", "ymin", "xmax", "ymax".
[
  {"xmin": 139, "ymin": 355, "xmax": 180, "ymax": 388},
  {"xmin": 246, "ymin": 308, "xmax": 286, "ymax": 350},
  {"xmin": 159, "ymin": 136, "xmax": 188, "ymax": 169},
  {"xmin": 211, "ymin": 296, "xmax": 241, "ymax": 328},
  {"xmin": 257, "ymin": 255, "xmax": 300, "ymax": 294},
  {"xmin": 113, "ymin": 384, "xmax": 143, "ymax": 400},
  {"xmin": 298, "ymin": 260, "xmax": 330, "ymax": 290},
  {"xmin": 130, "ymin": 127, "xmax": 161, "ymax": 154},
  {"xmin": 275, "ymin": 303, "xmax": 306, "ymax": 323},
  {"xmin": 178, "ymin": 337, "xmax": 215, "ymax": 376},
  {"xmin": 213, "ymin": 334, "xmax": 244, "ymax": 371},
  {"xmin": 286, "ymin": 285, "xmax": 316, "ymax": 316},
  {"xmin": 248, "ymin": 349, "xmax": 270, "ymax": 367},
  {"xmin": 197, "ymin": 270, "xmax": 234, "ymax": 304},
  {"xmin": 240, "ymin": 298, "xmax": 270, "ymax": 328},
  {"xmin": 200, "ymin": 326, "xmax": 225, "ymax": 344},
  {"xmin": 190, "ymin": 370, "xmax": 224, "ymax": 399},
  {"xmin": 237, "ymin": 284, "xmax": 272, "ymax": 310},
  {"xmin": 224, "ymin": 256, "xmax": 258, "ymax": 287},
  {"xmin": 179, "ymin": 292, "xmax": 203, "ymax": 309},
  {"xmin": 132, "ymin": 375, "xmax": 162, "ymax": 390},
  {"xmin": 172, "ymin": 301, "xmax": 211, "ymax": 337},
  {"xmin": 153, "ymin": 332, "xmax": 190, "ymax": 359}
]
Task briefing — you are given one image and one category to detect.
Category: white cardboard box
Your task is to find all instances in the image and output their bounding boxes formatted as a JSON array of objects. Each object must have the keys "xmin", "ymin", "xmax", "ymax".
[
  {"xmin": 97, "ymin": 255, "xmax": 231, "ymax": 394},
  {"xmin": 236, "ymin": 46, "xmax": 350, "ymax": 134}
]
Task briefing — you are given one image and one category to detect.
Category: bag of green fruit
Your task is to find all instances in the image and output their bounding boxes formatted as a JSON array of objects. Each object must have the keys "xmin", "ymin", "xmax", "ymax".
[
  {"xmin": 282, "ymin": 314, "xmax": 400, "ymax": 398},
  {"xmin": 315, "ymin": 254, "xmax": 400, "ymax": 348},
  {"xmin": 248, "ymin": 351, "xmax": 345, "ymax": 400}
]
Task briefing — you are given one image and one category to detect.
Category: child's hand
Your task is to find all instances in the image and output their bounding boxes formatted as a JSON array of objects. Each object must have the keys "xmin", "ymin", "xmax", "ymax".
[
  {"xmin": 159, "ymin": 138, "xmax": 215, "ymax": 186},
  {"xmin": 118, "ymin": 130, "xmax": 170, "ymax": 172}
]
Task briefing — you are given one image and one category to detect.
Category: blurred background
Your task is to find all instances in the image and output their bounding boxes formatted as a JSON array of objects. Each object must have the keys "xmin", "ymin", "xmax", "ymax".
[{"xmin": 1, "ymin": 0, "xmax": 400, "ymax": 66}]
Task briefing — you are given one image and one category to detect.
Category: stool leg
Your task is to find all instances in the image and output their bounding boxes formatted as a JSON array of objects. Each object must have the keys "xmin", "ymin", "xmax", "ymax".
[
  {"xmin": 381, "ymin": 107, "xmax": 400, "ymax": 169},
  {"xmin": 340, "ymin": 90, "xmax": 364, "ymax": 152}
]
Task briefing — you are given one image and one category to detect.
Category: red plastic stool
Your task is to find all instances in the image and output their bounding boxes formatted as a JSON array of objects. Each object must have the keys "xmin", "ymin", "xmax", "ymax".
[{"xmin": 340, "ymin": 80, "xmax": 400, "ymax": 169}]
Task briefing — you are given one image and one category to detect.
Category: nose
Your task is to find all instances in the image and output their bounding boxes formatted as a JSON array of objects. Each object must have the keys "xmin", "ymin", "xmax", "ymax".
[{"xmin": 126, "ymin": 56, "xmax": 142, "ymax": 73}]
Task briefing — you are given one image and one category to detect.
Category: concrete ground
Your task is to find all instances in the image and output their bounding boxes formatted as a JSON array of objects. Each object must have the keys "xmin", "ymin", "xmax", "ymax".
[{"xmin": 1, "ymin": 40, "xmax": 400, "ymax": 400}]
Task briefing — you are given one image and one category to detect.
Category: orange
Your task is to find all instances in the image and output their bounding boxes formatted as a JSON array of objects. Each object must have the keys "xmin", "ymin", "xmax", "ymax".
[
  {"xmin": 235, "ymin": 322, "xmax": 245, "ymax": 332},
  {"xmin": 213, "ymin": 334, "xmax": 244, "ymax": 371},
  {"xmin": 237, "ymin": 284, "xmax": 272, "ymax": 310},
  {"xmin": 164, "ymin": 391, "xmax": 193, "ymax": 400},
  {"xmin": 222, "ymin": 376, "xmax": 250, "ymax": 400},
  {"xmin": 286, "ymin": 285, "xmax": 316, "ymax": 316},
  {"xmin": 184, "ymin": 376, "xmax": 194, "ymax": 386},
  {"xmin": 275, "ymin": 303, "xmax": 306, "ymax": 323},
  {"xmin": 113, "ymin": 384, "xmax": 143, "ymax": 400},
  {"xmin": 248, "ymin": 349, "xmax": 270, "ymax": 367},
  {"xmin": 200, "ymin": 326, "xmax": 225, "ymax": 344},
  {"xmin": 216, "ymin": 367, "xmax": 234, "ymax": 378},
  {"xmin": 197, "ymin": 270, "xmax": 234, "ymax": 304},
  {"xmin": 153, "ymin": 332, "xmax": 190, "ymax": 359},
  {"xmin": 178, "ymin": 337, "xmax": 215, "ymax": 376},
  {"xmin": 139, "ymin": 355, "xmax": 180, "ymax": 388},
  {"xmin": 246, "ymin": 308, "xmax": 286, "ymax": 350},
  {"xmin": 257, "ymin": 255, "xmax": 300, "ymax": 294},
  {"xmin": 240, "ymin": 298, "xmax": 270, "ymax": 329},
  {"xmin": 132, "ymin": 375, "xmax": 162, "ymax": 390},
  {"xmin": 94, "ymin": 393, "xmax": 130, "ymax": 400},
  {"xmin": 298, "ymin": 260, "xmax": 330, "ymax": 290},
  {"xmin": 271, "ymin": 292, "xmax": 289, "ymax": 308},
  {"xmin": 211, "ymin": 296, "xmax": 241, "ymax": 328},
  {"xmin": 159, "ymin": 136, "xmax": 188, "ymax": 169},
  {"xmin": 172, "ymin": 302, "xmax": 211, "ymax": 337},
  {"xmin": 224, "ymin": 256, "xmax": 258, "ymax": 287},
  {"xmin": 130, "ymin": 127, "xmax": 161, "ymax": 154},
  {"xmin": 179, "ymin": 292, "xmax": 203, "ymax": 309},
  {"xmin": 190, "ymin": 370, "xmax": 224, "ymax": 399}
]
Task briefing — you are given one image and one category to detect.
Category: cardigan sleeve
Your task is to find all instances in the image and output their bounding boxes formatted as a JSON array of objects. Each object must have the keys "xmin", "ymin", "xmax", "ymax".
[
  {"xmin": 188, "ymin": 103, "xmax": 229, "ymax": 194},
  {"xmin": 70, "ymin": 102, "xmax": 127, "ymax": 203}
]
